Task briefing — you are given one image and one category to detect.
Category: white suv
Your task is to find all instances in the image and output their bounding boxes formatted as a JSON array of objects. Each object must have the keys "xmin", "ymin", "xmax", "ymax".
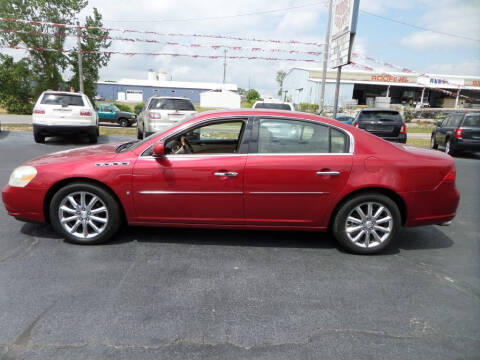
[
  {"xmin": 253, "ymin": 101, "xmax": 295, "ymax": 111},
  {"xmin": 137, "ymin": 97, "xmax": 197, "ymax": 139},
  {"xmin": 32, "ymin": 91, "xmax": 99, "ymax": 143}
]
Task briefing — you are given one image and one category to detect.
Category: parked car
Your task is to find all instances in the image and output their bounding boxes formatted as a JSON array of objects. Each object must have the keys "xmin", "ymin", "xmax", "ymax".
[
  {"xmin": 97, "ymin": 104, "xmax": 136, "ymax": 127},
  {"xmin": 253, "ymin": 101, "xmax": 295, "ymax": 111},
  {"xmin": 32, "ymin": 91, "xmax": 99, "ymax": 144},
  {"xmin": 352, "ymin": 109, "xmax": 407, "ymax": 143},
  {"xmin": 3, "ymin": 109, "xmax": 459, "ymax": 254},
  {"xmin": 94, "ymin": 95, "xmax": 105, "ymax": 101},
  {"xmin": 335, "ymin": 115, "xmax": 354, "ymax": 125},
  {"xmin": 137, "ymin": 97, "xmax": 197, "ymax": 139},
  {"xmin": 431, "ymin": 112, "xmax": 480, "ymax": 155}
]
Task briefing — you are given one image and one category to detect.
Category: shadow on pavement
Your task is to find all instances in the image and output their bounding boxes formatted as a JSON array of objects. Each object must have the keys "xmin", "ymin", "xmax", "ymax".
[
  {"xmin": 19, "ymin": 221, "xmax": 454, "ymax": 254},
  {"xmin": 0, "ymin": 130, "xmax": 11, "ymax": 140}
]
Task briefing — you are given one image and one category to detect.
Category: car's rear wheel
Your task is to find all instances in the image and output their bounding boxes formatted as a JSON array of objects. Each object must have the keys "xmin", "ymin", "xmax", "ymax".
[
  {"xmin": 137, "ymin": 122, "xmax": 143, "ymax": 140},
  {"xmin": 119, "ymin": 118, "xmax": 128, "ymax": 128},
  {"xmin": 88, "ymin": 130, "xmax": 98, "ymax": 144},
  {"xmin": 332, "ymin": 193, "xmax": 401, "ymax": 254},
  {"xmin": 430, "ymin": 135, "xmax": 438, "ymax": 149},
  {"xmin": 33, "ymin": 131, "xmax": 45, "ymax": 143},
  {"xmin": 445, "ymin": 139, "xmax": 455, "ymax": 156},
  {"xmin": 50, "ymin": 183, "xmax": 122, "ymax": 245}
]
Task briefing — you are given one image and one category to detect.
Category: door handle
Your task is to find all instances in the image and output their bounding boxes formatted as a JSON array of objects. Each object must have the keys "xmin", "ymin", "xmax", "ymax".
[
  {"xmin": 316, "ymin": 171, "xmax": 340, "ymax": 176},
  {"xmin": 214, "ymin": 172, "xmax": 238, "ymax": 177}
]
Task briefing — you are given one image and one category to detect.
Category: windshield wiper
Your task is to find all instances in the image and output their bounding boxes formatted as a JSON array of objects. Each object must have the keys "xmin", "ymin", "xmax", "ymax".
[{"xmin": 116, "ymin": 140, "xmax": 138, "ymax": 153}]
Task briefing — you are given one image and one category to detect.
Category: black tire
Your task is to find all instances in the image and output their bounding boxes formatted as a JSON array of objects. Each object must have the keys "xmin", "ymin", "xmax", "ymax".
[
  {"xmin": 445, "ymin": 138, "xmax": 455, "ymax": 156},
  {"xmin": 332, "ymin": 192, "xmax": 401, "ymax": 254},
  {"xmin": 49, "ymin": 182, "xmax": 122, "ymax": 245},
  {"xmin": 96, "ymin": 126, "xmax": 100, "ymax": 136},
  {"xmin": 88, "ymin": 130, "xmax": 98, "ymax": 144},
  {"xmin": 119, "ymin": 118, "xmax": 129, "ymax": 128},
  {"xmin": 137, "ymin": 123, "xmax": 143, "ymax": 140},
  {"xmin": 430, "ymin": 135, "xmax": 438, "ymax": 149},
  {"xmin": 33, "ymin": 131, "xmax": 45, "ymax": 143}
]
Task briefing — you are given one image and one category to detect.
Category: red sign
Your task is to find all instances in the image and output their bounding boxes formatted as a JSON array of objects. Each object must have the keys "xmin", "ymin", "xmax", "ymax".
[{"xmin": 371, "ymin": 75, "xmax": 408, "ymax": 83}]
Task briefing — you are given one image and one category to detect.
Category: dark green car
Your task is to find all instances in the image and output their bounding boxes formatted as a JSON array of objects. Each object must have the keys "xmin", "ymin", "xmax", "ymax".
[{"xmin": 97, "ymin": 104, "xmax": 136, "ymax": 127}]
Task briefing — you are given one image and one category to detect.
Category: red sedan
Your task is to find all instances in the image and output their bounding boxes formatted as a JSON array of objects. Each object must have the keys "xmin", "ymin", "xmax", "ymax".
[{"xmin": 2, "ymin": 110, "xmax": 459, "ymax": 254}]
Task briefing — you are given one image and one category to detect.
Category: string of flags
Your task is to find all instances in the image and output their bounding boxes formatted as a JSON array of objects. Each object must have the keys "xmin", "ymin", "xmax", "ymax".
[
  {"xmin": 0, "ymin": 16, "xmax": 324, "ymax": 47},
  {"xmin": 0, "ymin": 28, "xmax": 323, "ymax": 56}
]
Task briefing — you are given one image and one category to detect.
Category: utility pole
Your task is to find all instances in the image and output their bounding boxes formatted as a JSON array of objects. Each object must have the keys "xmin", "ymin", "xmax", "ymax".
[
  {"xmin": 76, "ymin": 21, "xmax": 84, "ymax": 94},
  {"xmin": 223, "ymin": 49, "xmax": 227, "ymax": 84},
  {"xmin": 319, "ymin": 0, "xmax": 333, "ymax": 113}
]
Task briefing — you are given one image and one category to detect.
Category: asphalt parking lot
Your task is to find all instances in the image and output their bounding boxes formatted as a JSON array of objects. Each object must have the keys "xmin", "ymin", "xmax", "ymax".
[{"xmin": 0, "ymin": 130, "xmax": 479, "ymax": 359}]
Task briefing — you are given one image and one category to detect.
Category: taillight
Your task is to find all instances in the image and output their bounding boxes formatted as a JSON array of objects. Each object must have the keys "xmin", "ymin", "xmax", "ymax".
[
  {"xmin": 80, "ymin": 110, "xmax": 92, "ymax": 116},
  {"xmin": 353, "ymin": 122, "xmax": 359, "ymax": 128},
  {"xmin": 400, "ymin": 124, "xmax": 406, "ymax": 134},
  {"xmin": 33, "ymin": 108, "xmax": 45, "ymax": 114},
  {"xmin": 149, "ymin": 112, "xmax": 161, "ymax": 119},
  {"xmin": 443, "ymin": 167, "xmax": 456, "ymax": 182},
  {"xmin": 455, "ymin": 127, "xmax": 463, "ymax": 139}
]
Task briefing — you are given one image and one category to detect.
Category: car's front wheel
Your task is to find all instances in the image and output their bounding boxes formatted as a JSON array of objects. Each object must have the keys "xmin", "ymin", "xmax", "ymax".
[
  {"xmin": 445, "ymin": 138, "xmax": 455, "ymax": 156},
  {"xmin": 332, "ymin": 193, "xmax": 401, "ymax": 254},
  {"xmin": 50, "ymin": 182, "xmax": 122, "ymax": 245}
]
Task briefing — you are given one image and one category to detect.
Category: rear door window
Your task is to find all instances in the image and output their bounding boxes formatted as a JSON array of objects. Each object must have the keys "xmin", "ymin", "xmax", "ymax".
[
  {"xmin": 41, "ymin": 93, "xmax": 84, "ymax": 106},
  {"xmin": 257, "ymin": 119, "xmax": 348, "ymax": 154}
]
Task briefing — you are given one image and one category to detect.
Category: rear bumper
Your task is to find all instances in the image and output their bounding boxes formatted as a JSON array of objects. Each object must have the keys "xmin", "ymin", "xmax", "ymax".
[
  {"xmin": 380, "ymin": 133, "xmax": 407, "ymax": 143},
  {"xmin": 402, "ymin": 182, "xmax": 460, "ymax": 227},
  {"xmin": 33, "ymin": 124, "xmax": 97, "ymax": 136},
  {"xmin": 453, "ymin": 138, "xmax": 480, "ymax": 152},
  {"xmin": 2, "ymin": 184, "xmax": 47, "ymax": 223}
]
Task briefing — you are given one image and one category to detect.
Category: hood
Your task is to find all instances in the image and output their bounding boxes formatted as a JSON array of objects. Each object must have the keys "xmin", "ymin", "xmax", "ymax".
[{"xmin": 26, "ymin": 143, "xmax": 121, "ymax": 166}]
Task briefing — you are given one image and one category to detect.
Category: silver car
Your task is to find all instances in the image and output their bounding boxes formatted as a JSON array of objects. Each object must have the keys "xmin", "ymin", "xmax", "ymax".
[{"xmin": 137, "ymin": 97, "xmax": 197, "ymax": 139}]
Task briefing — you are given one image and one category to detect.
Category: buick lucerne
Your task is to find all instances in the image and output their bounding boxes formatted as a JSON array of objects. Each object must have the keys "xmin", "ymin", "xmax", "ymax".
[{"xmin": 2, "ymin": 110, "xmax": 460, "ymax": 254}]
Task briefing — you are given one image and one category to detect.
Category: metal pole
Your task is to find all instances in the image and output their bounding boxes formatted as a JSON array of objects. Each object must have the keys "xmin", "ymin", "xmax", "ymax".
[
  {"xmin": 455, "ymin": 89, "xmax": 460, "ymax": 108},
  {"xmin": 386, "ymin": 85, "xmax": 390, "ymax": 98},
  {"xmin": 420, "ymin": 87, "xmax": 425, "ymax": 105},
  {"xmin": 223, "ymin": 49, "xmax": 227, "ymax": 84},
  {"xmin": 76, "ymin": 21, "xmax": 84, "ymax": 93},
  {"xmin": 333, "ymin": 67, "xmax": 341, "ymax": 118},
  {"xmin": 319, "ymin": 0, "xmax": 333, "ymax": 113}
]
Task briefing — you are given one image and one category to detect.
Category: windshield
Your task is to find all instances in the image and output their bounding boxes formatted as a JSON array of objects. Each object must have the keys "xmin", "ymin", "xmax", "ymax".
[
  {"xmin": 463, "ymin": 114, "xmax": 480, "ymax": 127},
  {"xmin": 116, "ymin": 117, "xmax": 192, "ymax": 153},
  {"xmin": 110, "ymin": 105, "xmax": 120, "ymax": 112},
  {"xmin": 41, "ymin": 93, "xmax": 84, "ymax": 106}
]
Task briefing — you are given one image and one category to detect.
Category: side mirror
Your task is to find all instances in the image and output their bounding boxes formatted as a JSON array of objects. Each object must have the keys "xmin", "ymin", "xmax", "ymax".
[{"xmin": 152, "ymin": 142, "xmax": 165, "ymax": 158}]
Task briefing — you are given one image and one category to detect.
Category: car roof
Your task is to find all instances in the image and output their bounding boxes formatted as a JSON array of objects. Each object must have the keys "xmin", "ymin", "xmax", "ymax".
[
  {"xmin": 358, "ymin": 108, "xmax": 400, "ymax": 113},
  {"xmin": 148, "ymin": 96, "xmax": 192, "ymax": 101},
  {"xmin": 42, "ymin": 91, "xmax": 83, "ymax": 96}
]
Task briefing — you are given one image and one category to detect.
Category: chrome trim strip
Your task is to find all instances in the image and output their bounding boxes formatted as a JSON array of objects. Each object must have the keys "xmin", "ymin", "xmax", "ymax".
[
  {"xmin": 248, "ymin": 191, "xmax": 327, "ymax": 195},
  {"xmin": 316, "ymin": 171, "xmax": 340, "ymax": 176},
  {"xmin": 139, "ymin": 191, "xmax": 243, "ymax": 195},
  {"xmin": 247, "ymin": 153, "xmax": 352, "ymax": 156}
]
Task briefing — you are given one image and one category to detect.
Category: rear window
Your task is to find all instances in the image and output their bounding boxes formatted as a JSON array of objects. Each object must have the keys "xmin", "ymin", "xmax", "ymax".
[
  {"xmin": 254, "ymin": 103, "xmax": 292, "ymax": 110},
  {"xmin": 358, "ymin": 111, "xmax": 402, "ymax": 122},
  {"xmin": 41, "ymin": 93, "xmax": 84, "ymax": 106},
  {"xmin": 149, "ymin": 98, "xmax": 195, "ymax": 111},
  {"xmin": 462, "ymin": 115, "xmax": 480, "ymax": 127}
]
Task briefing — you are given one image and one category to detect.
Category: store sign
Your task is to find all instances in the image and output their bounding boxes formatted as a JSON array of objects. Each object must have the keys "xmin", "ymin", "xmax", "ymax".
[
  {"xmin": 371, "ymin": 75, "xmax": 408, "ymax": 83},
  {"xmin": 330, "ymin": 0, "xmax": 360, "ymax": 68},
  {"xmin": 465, "ymin": 79, "xmax": 480, "ymax": 87}
]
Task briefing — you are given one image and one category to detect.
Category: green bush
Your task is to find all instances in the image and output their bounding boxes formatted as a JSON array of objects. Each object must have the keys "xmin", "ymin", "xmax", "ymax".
[
  {"xmin": 134, "ymin": 102, "xmax": 144, "ymax": 114},
  {"xmin": 403, "ymin": 110, "xmax": 415, "ymax": 123},
  {"xmin": 113, "ymin": 103, "xmax": 132, "ymax": 112},
  {"xmin": 298, "ymin": 102, "xmax": 319, "ymax": 114}
]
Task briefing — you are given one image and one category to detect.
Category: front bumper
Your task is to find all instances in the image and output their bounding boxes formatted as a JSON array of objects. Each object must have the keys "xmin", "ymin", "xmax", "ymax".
[
  {"xmin": 33, "ymin": 124, "xmax": 97, "ymax": 136},
  {"xmin": 2, "ymin": 184, "xmax": 47, "ymax": 223}
]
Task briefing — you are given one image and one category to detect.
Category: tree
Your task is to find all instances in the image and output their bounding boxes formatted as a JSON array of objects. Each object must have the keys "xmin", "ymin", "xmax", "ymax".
[
  {"xmin": 0, "ymin": 55, "xmax": 34, "ymax": 114},
  {"xmin": 0, "ymin": 0, "xmax": 88, "ymax": 97},
  {"xmin": 246, "ymin": 89, "xmax": 260, "ymax": 103},
  {"xmin": 69, "ymin": 7, "xmax": 111, "ymax": 103},
  {"xmin": 276, "ymin": 70, "xmax": 286, "ymax": 97},
  {"xmin": 237, "ymin": 87, "xmax": 246, "ymax": 96}
]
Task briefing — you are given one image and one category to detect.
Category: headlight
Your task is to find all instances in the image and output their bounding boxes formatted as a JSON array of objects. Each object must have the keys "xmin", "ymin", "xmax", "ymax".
[
  {"xmin": 9, "ymin": 166, "xmax": 37, "ymax": 188},
  {"xmin": 131, "ymin": 115, "xmax": 135, "ymax": 119}
]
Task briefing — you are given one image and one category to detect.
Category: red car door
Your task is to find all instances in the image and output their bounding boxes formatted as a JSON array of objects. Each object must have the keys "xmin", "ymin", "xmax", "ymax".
[
  {"xmin": 132, "ymin": 119, "xmax": 248, "ymax": 225},
  {"xmin": 244, "ymin": 117, "xmax": 353, "ymax": 228}
]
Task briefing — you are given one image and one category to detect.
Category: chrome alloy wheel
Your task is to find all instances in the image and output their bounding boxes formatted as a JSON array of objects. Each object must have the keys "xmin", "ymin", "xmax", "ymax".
[
  {"xmin": 58, "ymin": 191, "xmax": 109, "ymax": 239},
  {"xmin": 345, "ymin": 202, "xmax": 393, "ymax": 248}
]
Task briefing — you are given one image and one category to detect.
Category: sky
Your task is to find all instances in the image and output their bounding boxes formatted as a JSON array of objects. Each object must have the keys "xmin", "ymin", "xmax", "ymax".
[{"xmin": 4, "ymin": 0, "xmax": 480, "ymax": 97}]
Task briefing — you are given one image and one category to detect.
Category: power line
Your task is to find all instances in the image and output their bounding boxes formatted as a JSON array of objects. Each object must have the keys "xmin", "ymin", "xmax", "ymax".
[
  {"xmin": 360, "ymin": 10, "xmax": 480, "ymax": 43},
  {"xmin": 101, "ymin": 1, "xmax": 329, "ymax": 23}
]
